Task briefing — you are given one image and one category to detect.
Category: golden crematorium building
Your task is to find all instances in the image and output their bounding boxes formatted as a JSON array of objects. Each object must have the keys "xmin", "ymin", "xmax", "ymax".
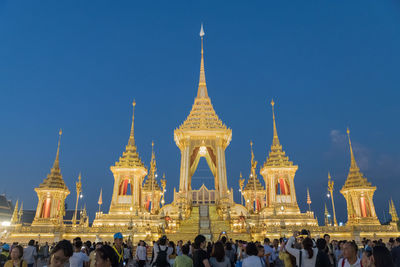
[{"xmin": 2, "ymin": 26, "xmax": 399, "ymax": 243}]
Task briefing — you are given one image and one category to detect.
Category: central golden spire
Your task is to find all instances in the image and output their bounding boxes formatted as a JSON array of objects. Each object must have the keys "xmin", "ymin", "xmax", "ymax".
[
  {"xmin": 52, "ymin": 129, "xmax": 62, "ymax": 170},
  {"xmin": 128, "ymin": 100, "xmax": 136, "ymax": 146},
  {"xmin": 271, "ymin": 99, "xmax": 281, "ymax": 147},
  {"xmin": 347, "ymin": 128, "xmax": 359, "ymax": 170},
  {"xmin": 197, "ymin": 23, "xmax": 208, "ymax": 98}
]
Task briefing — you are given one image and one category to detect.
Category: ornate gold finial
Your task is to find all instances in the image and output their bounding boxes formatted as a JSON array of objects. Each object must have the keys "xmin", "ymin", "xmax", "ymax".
[
  {"xmin": 128, "ymin": 100, "xmax": 136, "ymax": 146},
  {"xmin": 306, "ymin": 188, "xmax": 312, "ymax": 211},
  {"xmin": 346, "ymin": 127, "xmax": 359, "ymax": 169},
  {"xmin": 197, "ymin": 23, "xmax": 208, "ymax": 98}
]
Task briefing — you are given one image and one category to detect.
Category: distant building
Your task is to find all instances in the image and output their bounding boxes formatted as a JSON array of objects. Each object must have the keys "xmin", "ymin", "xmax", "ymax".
[{"xmin": 0, "ymin": 194, "xmax": 13, "ymax": 222}]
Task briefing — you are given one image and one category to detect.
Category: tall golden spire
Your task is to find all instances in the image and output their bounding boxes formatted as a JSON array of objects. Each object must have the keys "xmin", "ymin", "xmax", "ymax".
[
  {"xmin": 347, "ymin": 128, "xmax": 359, "ymax": 170},
  {"xmin": 390, "ymin": 198, "xmax": 399, "ymax": 222},
  {"xmin": 197, "ymin": 23, "xmax": 208, "ymax": 99},
  {"xmin": 11, "ymin": 200, "xmax": 19, "ymax": 224},
  {"xmin": 244, "ymin": 141, "xmax": 263, "ymax": 191},
  {"xmin": 143, "ymin": 141, "xmax": 161, "ymax": 191},
  {"xmin": 306, "ymin": 188, "xmax": 312, "ymax": 211},
  {"xmin": 271, "ymin": 99, "xmax": 280, "ymax": 147},
  {"xmin": 128, "ymin": 100, "xmax": 136, "ymax": 146},
  {"xmin": 114, "ymin": 100, "xmax": 145, "ymax": 168},
  {"xmin": 52, "ymin": 129, "xmax": 62, "ymax": 170}
]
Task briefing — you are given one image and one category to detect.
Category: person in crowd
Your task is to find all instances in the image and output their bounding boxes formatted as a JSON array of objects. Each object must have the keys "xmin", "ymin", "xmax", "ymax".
[
  {"xmin": 323, "ymin": 234, "xmax": 334, "ymax": 267},
  {"xmin": 95, "ymin": 245, "xmax": 116, "ymax": 267},
  {"xmin": 173, "ymin": 244, "xmax": 193, "ymax": 267},
  {"xmin": 168, "ymin": 241, "xmax": 177, "ymax": 267},
  {"xmin": 315, "ymin": 238, "xmax": 330, "ymax": 267},
  {"xmin": 271, "ymin": 239, "xmax": 282, "ymax": 267},
  {"xmin": 224, "ymin": 243, "xmax": 235, "ymax": 267},
  {"xmin": 135, "ymin": 241, "xmax": 147, "ymax": 267},
  {"xmin": 112, "ymin": 233, "xmax": 124, "ymax": 267},
  {"xmin": 209, "ymin": 242, "xmax": 230, "ymax": 267},
  {"xmin": 242, "ymin": 242, "xmax": 263, "ymax": 267},
  {"xmin": 392, "ymin": 237, "xmax": 400, "ymax": 267},
  {"xmin": 23, "ymin": 240, "xmax": 37, "ymax": 267},
  {"xmin": 122, "ymin": 244, "xmax": 130, "ymax": 267},
  {"xmin": 337, "ymin": 241, "xmax": 361, "ymax": 267},
  {"xmin": 257, "ymin": 245, "xmax": 267, "ymax": 267},
  {"xmin": 263, "ymin": 239, "xmax": 273, "ymax": 265},
  {"xmin": 193, "ymin": 235, "xmax": 210, "ymax": 267},
  {"xmin": 5, "ymin": 245, "xmax": 27, "ymax": 267},
  {"xmin": 70, "ymin": 240, "xmax": 90, "ymax": 267},
  {"xmin": 89, "ymin": 242, "xmax": 103, "ymax": 267},
  {"xmin": 152, "ymin": 235, "xmax": 173, "ymax": 267},
  {"xmin": 176, "ymin": 241, "xmax": 183, "ymax": 257},
  {"xmin": 48, "ymin": 240, "xmax": 74, "ymax": 267},
  {"xmin": 335, "ymin": 241, "xmax": 345, "ymax": 263},
  {"xmin": 278, "ymin": 238, "xmax": 294, "ymax": 267},
  {"xmin": 0, "ymin": 244, "xmax": 10, "ymax": 266},
  {"xmin": 285, "ymin": 231, "xmax": 318, "ymax": 267},
  {"xmin": 207, "ymin": 243, "xmax": 213, "ymax": 259}
]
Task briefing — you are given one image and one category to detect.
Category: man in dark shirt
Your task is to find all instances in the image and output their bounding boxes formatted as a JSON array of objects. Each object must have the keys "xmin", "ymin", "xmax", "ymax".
[
  {"xmin": 392, "ymin": 237, "xmax": 400, "ymax": 267},
  {"xmin": 112, "ymin": 232, "xmax": 124, "ymax": 267},
  {"xmin": 192, "ymin": 235, "xmax": 210, "ymax": 267},
  {"xmin": 315, "ymin": 238, "xmax": 331, "ymax": 267}
]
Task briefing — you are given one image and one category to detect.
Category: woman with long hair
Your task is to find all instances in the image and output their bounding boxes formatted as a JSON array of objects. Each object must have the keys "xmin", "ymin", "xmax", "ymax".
[
  {"xmin": 168, "ymin": 241, "xmax": 177, "ymax": 267},
  {"xmin": 95, "ymin": 245, "xmax": 116, "ymax": 267},
  {"xmin": 362, "ymin": 245, "xmax": 394, "ymax": 267},
  {"xmin": 193, "ymin": 235, "xmax": 210, "ymax": 267},
  {"xmin": 209, "ymin": 242, "xmax": 230, "ymax": 267},
  {"xmin": 48, "ymin": 240, "xmax": 74, "ymax": 267},
  {"xmin": 285, "ymin": 232, "xmax": 318, "ymax": 267},
  {"xmin": 4, "ymin": 245, "xmax": 27, "ymax": 267}
]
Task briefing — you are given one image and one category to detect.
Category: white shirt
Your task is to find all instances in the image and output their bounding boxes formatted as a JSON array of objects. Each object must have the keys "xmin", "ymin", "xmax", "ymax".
[
  {"xmin": 135, "ymin": 246, "xmax": 147, "ymax": 261},
  {"xmin": 263, "ymin": 244, "xmax": 273, "ymax": 262},
  {"xmin": 69, "ymin": 252, "xmax": 90, "ymax": 267},
  {"xmin": 242, "ymin": 256, "xmax": 264, "ymax": 267},
  {"xmin": 338, "ymin": 258, "xmax": 362, "ymax": 267},
  {"xmin": 285, "ymin": 237, "xmax": 318, "ymax": 267},
  {"xmin": 23, "ymin": 246, "xmax": 37, "ymax": 264}
]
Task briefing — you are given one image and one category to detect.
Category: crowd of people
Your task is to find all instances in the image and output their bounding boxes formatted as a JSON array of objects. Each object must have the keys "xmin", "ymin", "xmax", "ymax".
[{"xmin": 0, "ymin": 230, "xmax": 399, "ymax": 267}]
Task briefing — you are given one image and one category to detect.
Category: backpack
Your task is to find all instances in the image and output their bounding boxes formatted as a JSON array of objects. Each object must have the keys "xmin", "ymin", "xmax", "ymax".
[{"xmin": 153, "ymin": 245, "xmax": 170, "ymax": 267}]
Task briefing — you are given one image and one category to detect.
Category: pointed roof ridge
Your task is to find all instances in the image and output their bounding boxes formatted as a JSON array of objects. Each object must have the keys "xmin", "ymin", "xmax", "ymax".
[
  {"xmin": 114, "ymin": 101, "xmax": 145, "ymax": 169},
  {"xmin": 390, "ymin": 198, "xmax": 399, "ymax": 222},
  {"xmin": 11, "ymin": 199, "xmax": 19, "ymax": 224},
  {"xmin": 342, "ymin": 128, "xmax": 373, "ymax": 190},
  {"xmin": 244, "ymin": 141, "xmax": 264, "ymax": 191},
  {"xmin": 38, "ymin": 130, "xmax": 69, "ymax": 190},
  {"xmin": 263, "ymin": 100, "xmax": 294, "ymax": 168},
  {"xmin": 177, "ymin": 24, "xmax": 230, "ymax": 132},
  {"xmin": 307, "ymin": 188, "xmax": 312, "ymax": 205},
  {"xmin": 98, "ymin": 188, "xmax": 103, "ymax": 206},
  {"xmin": 143, "ymin": 141, "xmax": 161, "ymax": 191}
]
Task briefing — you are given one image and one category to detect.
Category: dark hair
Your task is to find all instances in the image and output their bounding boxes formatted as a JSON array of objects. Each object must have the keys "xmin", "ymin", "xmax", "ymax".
[
  {"xmin": 96, "ymin": 245, "xmax": 117, "ymax": 265},
  {"xmin": 28, "ymin": 240, "xmax": 35, "ymax": 246},
  {"xmin": 316, "ymin": 238, "xmax": 326, "ymax": 250},
  {"xmin": 13, "ymin": 245, "xmax": 24, "ymax": 259},
  {"xmin": 264, "ymin": 238, "xmax": 270, "ymax": 244},
  {"xmin": 75, "ymin": 240, "xmax": 83, "ymax": 249},
  {"xmin": 372, "ymin": 246, "xmax": 394, "ymax": 267},
  {"xmin": 302, "ymin": 237, "xmax": 314, "ymax": 259},
  {"xmin": 396, "ymin": 237, "xmax": 400, "ymax": 243},
  {"xmin": 194, "ymin": 235, "xmax": 206, "ymax": 249},
  {"xmin": 323, "ymin": 234, "xmax": 330, "ymax": 239},
  {"xmin": 220, "ymin": 236, "xmax": 227, "ymax": 244},
  {"xmin": 225, "ymin": 242, "xmax": 232, "ymax": 251},
  {"xmin": 245, "ymin": 242, "xmax": 258, "ymax": 256},
  {"xmin": 51, "ymin": 240, "xmax": 73, "ymax": 258},
  {"xmin": 159, "ymin": 236, "xmax": 167, "ymax": 246},
  {"xmin": 211, "ymin": 242, "xmax": 225, "ymax": 262},
  {"xmin": 346, "ymin": 241, "xmax": 358, "ymax": 255},
  {"xmin": 169, "ymin": 241, "xmax": 176, "ymax": 255},
  {"xmin": 182, "ymin": 244, "xmax": 190, "ymax": 255}
]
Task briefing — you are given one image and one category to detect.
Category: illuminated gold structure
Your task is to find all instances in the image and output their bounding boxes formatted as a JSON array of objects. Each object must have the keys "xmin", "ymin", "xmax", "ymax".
[
  {"xmin": 32, "ymin": 130, "xmax": 69, "ymax": 226},
  {"xmin": 340, "ymin": 128, "xmax": 379, "ymax": 226},
  {"xmin": 3, "ymin": 24, "xmax": 400, "ymax": 243}
]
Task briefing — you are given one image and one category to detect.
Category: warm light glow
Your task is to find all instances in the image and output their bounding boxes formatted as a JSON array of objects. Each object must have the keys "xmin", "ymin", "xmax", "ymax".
[
  {"xmin": 199, "ymin": 146, "xmax": 207, "ymax": 156},
  {"xmin": 1, "ymin": 221, "xmax": 11, "ymax": 227}
]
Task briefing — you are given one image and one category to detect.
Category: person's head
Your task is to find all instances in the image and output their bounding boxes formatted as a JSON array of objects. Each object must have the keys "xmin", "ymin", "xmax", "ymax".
[
  {"xmin": 324, "ymin": 234, "xmax": 330, "ymax": 243},
  {"xmin": 194, "ymin": 235, "xmax": 206, "ymax": 249},
  {"xmin": 113, "ymin": 233, "xmax": 123, "ymax": 248},
  {"xmin": 343, "ymin": 241, "xmax": 358, "ymax": 260},
  {"xmin": 95, "ymin": 245, "xmax": 116, "ymax": 267},
  {"xmin": 302, "ymin": 237, "xmax": 314, "ymax": 259},
  {"xmin": 139, "ymin": 240, "xmax": 145, "ymax": 247},
  {"xmin": 272, "ymin": 239, "xmax": 279, "ymax": 248},
  {"xmin": 316, "ymin": 238, "xmax": 327, "ymax": 250},
  {"xmin": 220, "ymin": 236, "xmax": 227, "ymax": 245},
  {"xmin": 95, "ymin": 243, "xmax": 103, "ymax": 250},
  {"xmin": 370, "ymin": 245, "xmax": 394, "ymax": 267},
  {"xmin": 28, "ymin": 240, "xmax": 35, "ymax": 246},
  {"xmin": 49, "ymin": 240, "xmax": 73, "ymax": 267},
  {"xmin": 159, "ymin": 236, "xmax": 167, "ymax": 246},
  {"xmin": 263, "ymin": 238, "xmax": 270, "ymax": 245},
  {"xmin": 225, "ymin": 242, "xmax": 232, "ymax": 251},
  {"xmin": 211, "ymin": 242, "xmax": 225, "ymax": 262},
  {"xmin": 395, "ymin": 237, "xmax": 400, "ymax": 247},
  {"xmin": 245, "ymin": 242, "xmax": 258, "ymax": 256},
  {"xmin": 74, "ymin": 240, "xmax": 83, "ymax": 252},
  {"xmin": 177, "ymin": 240, "xmax": 183, "ymax": 247},
  {"xmin": 362, "ymin": 248, "xmax": 373, "ymax": 267},
  {"xmin": 257, "ymin": 245, "xmax": 264, "ymax": 257},
  {"xmin": 181, "ymin": 244, "xmax": 189, "ymax": 255},
  {"xmin": 2, "ymin": 244, "xmax": 9, "ymax": 252},
  {"xmin": 10, "ymin": 245, "xmax": 23, "ymax": 260}
]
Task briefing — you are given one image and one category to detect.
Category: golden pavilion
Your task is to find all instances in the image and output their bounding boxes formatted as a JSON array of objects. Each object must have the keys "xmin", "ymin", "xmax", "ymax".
[{"xmin": 2, "ymin": 25, "xmax": 399, "ymax": 243}]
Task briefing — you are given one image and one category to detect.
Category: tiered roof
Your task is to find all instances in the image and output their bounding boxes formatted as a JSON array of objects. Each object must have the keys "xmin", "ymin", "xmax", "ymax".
[{"xmin": 142, "ymin": 142, "xmax": 161, "ymax": 191}]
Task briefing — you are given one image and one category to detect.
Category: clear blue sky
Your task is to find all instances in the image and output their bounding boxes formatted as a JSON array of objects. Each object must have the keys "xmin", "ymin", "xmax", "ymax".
[{"xmin": 1, "ymin": 1, "xmax": 399, "ymax": 225}]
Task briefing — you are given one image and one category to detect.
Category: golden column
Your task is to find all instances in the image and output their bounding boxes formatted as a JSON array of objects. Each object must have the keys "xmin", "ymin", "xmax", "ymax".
[
  {"xmin": 73, "ymin": 173, "xmax": 82, "ymax": 225},
  {"xmin": 239, "ymin": 173, "xmax": 244, "ymax": 206},
  {"xmin": 161, "ymin": 174, "xmax": 166, "ymax": 207},
  {"xmin": 327, "ymin": 172, "xmax": 338, "ymax": 226}
]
